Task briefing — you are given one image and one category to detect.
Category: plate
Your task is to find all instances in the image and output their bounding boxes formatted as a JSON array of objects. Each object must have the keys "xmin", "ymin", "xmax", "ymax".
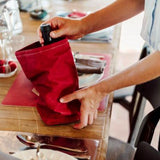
[
  {"xmin": 12, "ymin": 149, "xmax": 77, "ymax": 160},
  {"xmin": 79, "ymin": 72, "xmax": 103, "ymax": 88},
  {"xmin": 0, "ymin": 68, "xmax": 17, "ymax": 78}
]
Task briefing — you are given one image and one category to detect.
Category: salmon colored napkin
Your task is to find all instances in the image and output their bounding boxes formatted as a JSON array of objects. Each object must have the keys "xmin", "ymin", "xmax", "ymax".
[{"xmin": 2, "ymin": 52, "xmax": 111, "ymax": 123}]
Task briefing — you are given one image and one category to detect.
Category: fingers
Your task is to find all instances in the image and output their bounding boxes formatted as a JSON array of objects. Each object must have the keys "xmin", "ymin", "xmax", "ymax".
[
  {"xmin": 37, "ymin": 26, "xmax": 44, "ymax": 45},
  {"xmin": 88, "ymin": 114, "xmax": 94, "ymax": 125},
  {"xmin": 60, "ymin": 87, "xmax": 99, "ymax": 129},
  {"xmin": 37, "ymin": 17, "xmax": 61, "ymax": 44},
  {"xmin": 73, "ymin": 112, "xmax": 97, "ymax": 129},
  {"xmin": 74, "ymin": 104, "xmax": 98, "ymax": 129},
  {"xmin": 74, "ymin": 107, "xmax": 88, "ymax": 129},
  {"xmin": 50, "ymin": 29, "xmax": 65, "ymax": 39},
  {"xmin": 49, "ymin": 17, "xmax": 66, "ymax": 38},
  {"xmin": 60, "ymin": 91, "xmax": 82, "ymax": 103},
  {"xmin": 60, "ymin": 90, "xmax": 98, "ymax": 129},
  {"xmin": 94, "ymin": 109, "xmax": 98, "ymax": 119}
]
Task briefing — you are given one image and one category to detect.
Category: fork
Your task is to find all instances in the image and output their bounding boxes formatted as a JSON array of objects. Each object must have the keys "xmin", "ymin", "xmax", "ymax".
[{"xmin": 36, "ymin": 143, "xmax": 41, "ymax": 160}]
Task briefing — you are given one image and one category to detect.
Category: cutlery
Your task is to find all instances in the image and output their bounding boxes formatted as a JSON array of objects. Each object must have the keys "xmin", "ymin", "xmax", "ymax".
[
  {"xmin": 74, "ymin": 52, "xmax": 105, "ymax": 60},
  {"xmin": 17, "ymin": 134, "xmax": 87, "ymax": 153},
  {"xmin": 36, "ymin": 143, "xmax": 40, "ymax": 160},
  {"xmin": 16, "ymin": 134, "xmax": 90, "ymax": 159}
]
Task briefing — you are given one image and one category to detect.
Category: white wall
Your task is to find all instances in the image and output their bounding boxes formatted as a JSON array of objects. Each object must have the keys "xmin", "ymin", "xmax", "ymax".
[{"xmin": 119, "ymin": 12, "xmax": 144, "ymax": 53}]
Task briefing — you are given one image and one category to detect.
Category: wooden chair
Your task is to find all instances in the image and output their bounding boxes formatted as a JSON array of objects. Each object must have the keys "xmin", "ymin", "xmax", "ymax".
[
  {"xmin": 106, "ymin": 106, "xmax": 160, "ymax": 160},
  {"xmin": 113, "ymin": 44, "xmax": 160, "ymax": 145}
]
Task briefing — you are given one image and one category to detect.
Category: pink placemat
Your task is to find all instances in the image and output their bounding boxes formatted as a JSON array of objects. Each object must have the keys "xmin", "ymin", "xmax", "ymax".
[
  {"xmin": 2, "ymin": 71, "xmax": 37, "ymax": 107},
  {"xmin": 2, "ymin": 53, "xmax": 111, "ymax": 110}
]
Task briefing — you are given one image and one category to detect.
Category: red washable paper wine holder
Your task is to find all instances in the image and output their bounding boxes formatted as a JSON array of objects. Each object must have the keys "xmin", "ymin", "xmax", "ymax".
[
  {"xmin": 14, "ymin": 38, "xmax": 80, "ymax": 125},
  {"xmin": 2, "ymin": 41, "xmax": 111, "ymax": 125}
]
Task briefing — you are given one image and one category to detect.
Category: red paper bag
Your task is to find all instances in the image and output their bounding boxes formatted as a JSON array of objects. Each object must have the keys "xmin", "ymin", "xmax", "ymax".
[{"xmin": 15, "ymin": 38, "xmax": 80, "ymax": 125}]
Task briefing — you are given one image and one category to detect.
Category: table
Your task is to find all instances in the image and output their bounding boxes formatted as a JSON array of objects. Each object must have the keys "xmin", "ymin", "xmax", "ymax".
[{"xmin": 0, "ymin": 0, "xmax": 121, "ymax": 159}]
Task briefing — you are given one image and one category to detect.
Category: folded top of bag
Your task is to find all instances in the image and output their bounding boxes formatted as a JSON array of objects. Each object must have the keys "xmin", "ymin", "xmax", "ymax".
[{"xmin": 75, "ymin": 57, "xmax": 106, "ymax": 74}]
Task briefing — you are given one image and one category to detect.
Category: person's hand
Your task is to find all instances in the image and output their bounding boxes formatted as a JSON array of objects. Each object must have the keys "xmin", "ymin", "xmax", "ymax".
[
  {"xmin": 60, "ymin": 85, "xmax": 106, "ymax": 129},
  {"xmin": 38, "ymin": 17, "xmax": 85, "ymax": 44}
]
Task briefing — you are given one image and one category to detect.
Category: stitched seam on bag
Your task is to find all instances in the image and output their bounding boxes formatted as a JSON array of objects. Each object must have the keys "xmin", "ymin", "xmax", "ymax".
[{"xmin": 16, "ymin": 41, "xmax": 69, "ymax": 57}]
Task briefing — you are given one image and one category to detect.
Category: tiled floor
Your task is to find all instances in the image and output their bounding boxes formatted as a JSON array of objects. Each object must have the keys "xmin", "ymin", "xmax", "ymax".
[{"xmin": 108, "ymin": 13, "xmax": 160, "ymax": 150}]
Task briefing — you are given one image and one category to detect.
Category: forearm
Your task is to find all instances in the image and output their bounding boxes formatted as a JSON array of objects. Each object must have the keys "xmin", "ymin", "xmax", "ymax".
[
  {"xmin": 82, "ymin": 0, "xmax": 144, "ymax": 34},
  {"xmin": 96, "ymin": 51, "xmax": 160, "ymax": 95}
]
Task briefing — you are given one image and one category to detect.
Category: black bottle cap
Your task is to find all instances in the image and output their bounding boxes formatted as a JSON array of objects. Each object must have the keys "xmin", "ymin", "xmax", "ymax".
[
  {"xmin": 40, "ymin": 24, "xmax": 52, "ymax": 45},
  {"xmin": 40, "ymin": 23, "xmax": 65, "ymax": 45}
]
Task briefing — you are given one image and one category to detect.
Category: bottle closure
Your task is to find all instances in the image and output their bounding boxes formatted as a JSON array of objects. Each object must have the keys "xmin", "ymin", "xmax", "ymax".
[
  {"xmin": 40, "ymin": 23, "xmax": 64, "ymax": 45},
  {"xmin": 40, "ymin": 24, "xmax": 53, "ymax": 45}
]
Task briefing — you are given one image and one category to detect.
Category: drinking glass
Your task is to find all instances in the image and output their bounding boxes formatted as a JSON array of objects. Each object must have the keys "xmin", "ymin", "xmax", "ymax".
[
  {"xmin": 8, "ymin": 34, "xmax": 25, "ymax": 61},
  {"xmin": 1, "ymin": 1, "xmax": 24, "ymax": 62},
  {"xmin": 0, "ymin": 1, "xmax": 22, "ymax": 76},
  {"xmin": 0, "ymin": 3, "xmax": 14, "ymax": 64},
  {"xmin": 0, "ymin": 16, "xmax": 8, "ymax": 63},
  {"xmin": 3, "ymin": 0, "xmax": 23, "ymax": 35}
]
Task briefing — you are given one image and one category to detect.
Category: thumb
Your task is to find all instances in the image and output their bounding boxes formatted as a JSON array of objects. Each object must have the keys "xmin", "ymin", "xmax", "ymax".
[
  {"xmin": 60, "ymin": 92, "xmax": 79, "ymax": 103},
  {"xmin": 50, "ymin": 30, "xmax": 65, "ymax": 38}
]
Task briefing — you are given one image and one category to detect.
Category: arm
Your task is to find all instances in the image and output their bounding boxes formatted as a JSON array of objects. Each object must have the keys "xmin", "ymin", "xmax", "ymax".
[
  {"xmin": 38, "ymin": 0, "xmax": 144, "ymax": 42},
  {"xmin": 60, "ymin": 51, "xmax": 160, "ymax": 129},
  {"xmin": 97, "ymin": 51, "xmax": 160, "ymax": 94},
  {"xmin": 82, "ymin": 0, "xmax": 144, "ymax": 34}
]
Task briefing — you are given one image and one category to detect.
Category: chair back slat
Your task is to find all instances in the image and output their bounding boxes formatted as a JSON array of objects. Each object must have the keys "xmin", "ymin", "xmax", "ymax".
[
  {"xmin": 136, "ymin": 77, "xmax": 160, "ymax": 108},
  {"xmin": 135, "ymin": 106, "xmax": 160, "ymax": 147}
]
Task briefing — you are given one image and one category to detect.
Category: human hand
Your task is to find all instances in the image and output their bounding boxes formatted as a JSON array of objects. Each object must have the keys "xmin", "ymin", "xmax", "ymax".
[
  {"xmin": 60, "ymin": 85, "xmax": 105, "ymax": 129},
  {"xmin": 38, "ymin": 16, "xmax": 85, "ymax": 44}
]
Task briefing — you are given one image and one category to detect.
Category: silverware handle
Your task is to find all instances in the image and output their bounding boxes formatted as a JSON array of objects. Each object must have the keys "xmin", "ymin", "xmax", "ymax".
[
  {"xmin": 41, "ymin": 144, "xmax": 87, "ymax": 153},
  {"xmin": 74, "ymin": 154, "xmax": 91, "ymax": 160}
]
